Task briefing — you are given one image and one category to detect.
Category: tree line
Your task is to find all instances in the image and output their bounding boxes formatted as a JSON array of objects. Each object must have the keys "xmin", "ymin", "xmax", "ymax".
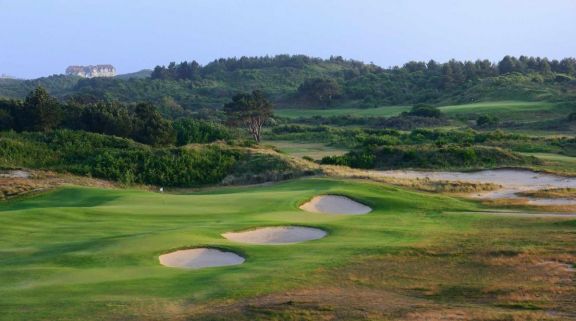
[
  {"xmin": 148, "ymin": 55, "xmax": 576, "ymax": 107},
  {"xmin": 0, "ymin": 87, "xmax": 274, "ymax": 145},
  {"xmin": 0, "ymin": 87, "xmax": 233, "ymax": 146},
  {"xmin": 3, "ymin": 55, "xmax": 573, "ymax": 109},
  {"xmin": 151, "ymin": 54, "xmax": 371, "ymax": 80}
]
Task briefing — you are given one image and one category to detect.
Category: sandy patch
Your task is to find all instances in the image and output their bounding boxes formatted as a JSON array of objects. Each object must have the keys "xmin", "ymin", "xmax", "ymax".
[
  {"xmin": 0, "ymin": 170, "xmax": 30, "ymax": 179},
  {"xmin": 159, "ymin": 248, "xmax": 244, "ymax": 269},
  {"xmin": 372, "ymin": 169, "xmax": 576, "ymax": 206},
  {"xmin": 300, "ymin": 195, "xmax": 372, "ymax": 215},
  {"xmin": 222, "ymin": 226, "xmax": 327, "ymax": 244}
]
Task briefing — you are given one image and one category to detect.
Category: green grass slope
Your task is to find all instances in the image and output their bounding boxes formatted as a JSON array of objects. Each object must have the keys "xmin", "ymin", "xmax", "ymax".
[{"xmin": 0, "ymin": 178, "xmax": 574, "ymax": 320}]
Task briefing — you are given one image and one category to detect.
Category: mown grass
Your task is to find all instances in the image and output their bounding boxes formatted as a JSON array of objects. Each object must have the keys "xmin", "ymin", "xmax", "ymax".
[
  {"xmin": 275, "ymin": 100, "xmax": 567, "ymax": 123},
  {"xmin": 439, "ymin": 100, "xmax": 559, "ymax": 116},
  {"xmin": 274, "ymin": 105, "xmax": 410, "ymax": 118},
  {"xmin": 0, "ymin": 178, "xmax": 574, "ymax": 320}
]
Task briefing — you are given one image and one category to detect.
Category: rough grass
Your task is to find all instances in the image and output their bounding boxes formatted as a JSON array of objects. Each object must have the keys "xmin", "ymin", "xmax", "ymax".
[
  {"xmin": 518, "ymin": 188, "xmax": 576, "ymax": 199},
  {"xmin": 0, "ymin": 170, "xmax": 120, "ymax": 200},
  {"xmin": 523, "ymin": 153, "xmax": 576, "ymax": 176},
  {"xmin": 481, "ymin": 198, "xmax": 576, "ymax": 213},
  {"xmin": 221, "ymin": 146, "xmax": 321, "ymax": 184},
  {"xmin": 262, "ymin": 140, "xmax": 348, "ymax": 160},
  {"xmin": 274, "ymin": 105, "xmax": 410, "ymax": 118},
  {"xmin": 186, "ymin": 214, "xmax": 576, "ymax": 321}
]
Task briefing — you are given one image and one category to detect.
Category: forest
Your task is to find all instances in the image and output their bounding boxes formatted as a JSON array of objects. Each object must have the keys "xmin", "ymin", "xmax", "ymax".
[{"xmin": 1, "ymin": 55, "xmax": 575, "ymax": 109}]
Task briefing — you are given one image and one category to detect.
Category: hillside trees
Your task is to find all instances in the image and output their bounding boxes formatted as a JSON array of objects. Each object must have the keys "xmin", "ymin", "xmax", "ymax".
[
  {"xmin": 80, "ymin": 102, "xmax": 134, "ymax": 137},
  {"xmin": 297, "ymin": 78, "xmax": 342, "ymax": 106},
  {"xmin": 131, "ymin": 103, "xmax": 175, "ymax": 145},
  {"xmin": 173, "ymin": 118, "xmax": 231, "ymax": 145},
  {"xmin": 0, "ymin": 87, "xmax": 178, "ymax": 145},
  {"xmin": 21, "ymin": 87, "xmax": 62, "ymax": 131},
  {"xmin": 223, "ymin": 90, "xmax": 273, "ymax": 143},
  {"xmin": 2, "ymin": 55, "xmax": 575, "ymax": 113}
]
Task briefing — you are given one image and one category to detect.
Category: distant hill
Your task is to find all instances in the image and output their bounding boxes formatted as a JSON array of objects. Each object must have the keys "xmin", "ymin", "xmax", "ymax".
[
  {"xmin": 0, "ymin": 55, "xmax": 574, "ymax": 109},
  {"xmin": 0, "ymin": 75, "xmax": 80, "ymax": 99},
  {"xmin": 115, "ymin": 69, "xmax": 152, "ymax": 80}
]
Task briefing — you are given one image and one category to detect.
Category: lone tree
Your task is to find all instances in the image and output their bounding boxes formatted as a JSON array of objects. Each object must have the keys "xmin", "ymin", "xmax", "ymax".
[{"xmin": 223, "ymin": 90, "xmax": 273, "ymax": 143}]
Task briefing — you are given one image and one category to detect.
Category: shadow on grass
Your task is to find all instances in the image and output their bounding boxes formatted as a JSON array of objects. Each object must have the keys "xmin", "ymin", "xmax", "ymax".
[{"xmin": 0, "ymin": 187, "xmax": 122, "ymax": 212}]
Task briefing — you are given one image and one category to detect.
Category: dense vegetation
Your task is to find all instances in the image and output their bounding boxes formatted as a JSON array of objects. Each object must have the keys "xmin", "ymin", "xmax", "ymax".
[
  {"xmin": 0, "ymin": 55, "xmax": 574, "ymax": 186},
  {"xmin": 0, "ymin": 87, "xmax": 232, "ymax": 146},
  {"xmin": 2, "ymin": 55, "xmax": 575, "ymax": 110},
  {"xmin": 0, "ymin": 130, "xmax": 239, "ymax": 186},
  {"xmin": 280, "ymin": 114, "xmax": 449, "ymax": 130},
  {"xmin": 321, "ymin": 145, "xmax": 539, "ymax": 170},
  {"xmin": 269, "ymin": 124, "xmax": 576, "ymax": 170}
]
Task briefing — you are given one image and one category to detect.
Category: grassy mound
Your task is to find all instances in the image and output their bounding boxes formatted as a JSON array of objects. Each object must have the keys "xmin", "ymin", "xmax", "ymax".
[{"xmin": 222, "ymin": 147, "xmax": 321, "ymax": 185}]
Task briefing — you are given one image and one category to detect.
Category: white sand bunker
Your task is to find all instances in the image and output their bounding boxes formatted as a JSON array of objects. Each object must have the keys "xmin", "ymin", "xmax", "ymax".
[
  {"xmin": 300, "ymin": 195, "xmax": 372, "ymax": 215},
  {"xmin": 159, "ymin": 248, "xmax": 245, "ymax": 269},
  {"xmin": 223, "ymin": 226, "xmax": 327, "ymax": 244}
]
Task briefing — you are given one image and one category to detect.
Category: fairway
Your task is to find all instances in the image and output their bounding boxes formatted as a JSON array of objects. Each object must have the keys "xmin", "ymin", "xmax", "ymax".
[
  {"xmin": 439, "ymin": 101, "xmax": 557, "ymax": 113},
  {"xmin": 274, "ymin": 105, "xmax": 410, "ymax": 118},
  {"xmin": 439, "ymin": 101, "xmax": 566, "ymax": 120},
  {"xmin": 1, "ymin": 178, "xmax": 574, "ymax": 320},
  {"xmin": 274, "ymin": 101, "xmax": 566, "ymax": 124}
]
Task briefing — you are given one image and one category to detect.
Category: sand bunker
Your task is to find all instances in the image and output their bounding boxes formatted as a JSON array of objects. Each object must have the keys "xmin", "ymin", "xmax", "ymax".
[
  {"xmin": 223, "ymin": 226, "xmax": 327, "ymax": 244},
  {"xmin": 159, "ymin": 248, "xmax": 245, "ymax": 269},
  {"xmin": 300, "ymin": 195, "xmax": 372, "ymax": 215}
]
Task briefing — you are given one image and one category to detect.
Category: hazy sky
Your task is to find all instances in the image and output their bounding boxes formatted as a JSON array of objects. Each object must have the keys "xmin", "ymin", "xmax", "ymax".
[{"xmin": 1, "ymin": 0, "xmax": 575, "ymax": 79}]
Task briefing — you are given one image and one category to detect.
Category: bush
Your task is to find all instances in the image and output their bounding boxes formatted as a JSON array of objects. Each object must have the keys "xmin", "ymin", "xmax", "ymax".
[
  {"xmin": 173, "ymin": 118, "xmax": 231, "ymax": 146},
  {"xmin": 0, "ymin": 130, "xmax": 239, "ymax": 187},
  {"xmin": 476, "ymin": 114, "xmax": 500, "ymax": 127},
  {"xmin": 321, "ymin": 144, "xmax": 540, "ymax": 170},
  {"xmin": 405, "ymin": 105, "xmax": 443, "ymax": 118}
]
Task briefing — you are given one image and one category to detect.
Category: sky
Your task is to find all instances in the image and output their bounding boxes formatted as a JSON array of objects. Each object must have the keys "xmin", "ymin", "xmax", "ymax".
[{"xmin": 1, "ymin": 0, "xmax": 575, "ymax": 79}]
